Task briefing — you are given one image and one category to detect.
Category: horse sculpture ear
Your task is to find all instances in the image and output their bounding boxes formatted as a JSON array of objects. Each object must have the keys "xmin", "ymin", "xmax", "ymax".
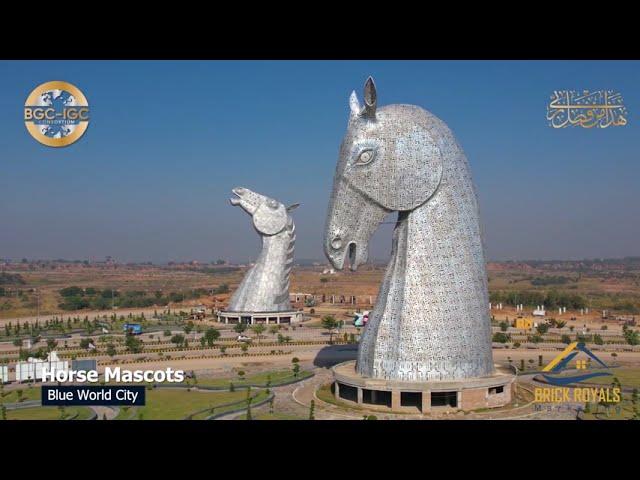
[
  {"xmin": 362, "ymin": 76, "xmax": 377, "ymax": 118},
  {"xmin": 253, "ymin": 203, "xmax": 287, "ymax": 235},
  {"xmin": 286, "ymin": 203, "xmax": 300, "ymax": 212}
]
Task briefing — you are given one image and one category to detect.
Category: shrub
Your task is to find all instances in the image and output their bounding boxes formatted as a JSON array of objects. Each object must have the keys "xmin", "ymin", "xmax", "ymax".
[{"xmin": 492, "ymin": 332, "xmax": 509, "ymax": 343}]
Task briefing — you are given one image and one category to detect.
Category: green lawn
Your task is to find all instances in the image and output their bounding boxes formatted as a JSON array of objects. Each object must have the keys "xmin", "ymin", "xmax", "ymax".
[
  {"xmin": 114, "ymin": 405, "xmax": 137, "ymax": 420},
  {"xmin": 195, "ymin": 369, "xmax": 312, "ymax": 388},
  {"xmin": 1, "ymin": 386, "xmax": 41, "ymax": 403},
  {"xmin": 581, "ymin": 400, "xmax": 637, "ymax": 420},
  {"xmin": 129, "ymin": 388, "xmax": 268, "ymax": 420},
  {"xmin": 6, "ymin": 406, "xmax": 93, "ymax": 420},
  {"xmin": 583, "ymin": 367, "xmax": 640, "ymax": 390},
  {"xmin": 553, "ymin": 367, "xmax": 640, "ymax": 389}
]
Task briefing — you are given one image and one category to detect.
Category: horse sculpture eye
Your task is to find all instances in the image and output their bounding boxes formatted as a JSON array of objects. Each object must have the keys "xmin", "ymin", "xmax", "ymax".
[{"xmin": 356, "ymin": 149, "xmax": 375, "ymax": 165}]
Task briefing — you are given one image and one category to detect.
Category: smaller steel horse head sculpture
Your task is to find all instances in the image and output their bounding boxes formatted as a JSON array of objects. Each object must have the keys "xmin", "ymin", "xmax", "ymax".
[
  {"xmin": 324, "ymin": 77, "xmax": 493, "ymax": 382},
  {"xmin": 227, "ymin": 187, "xmax": 299, "ymax": 312}
]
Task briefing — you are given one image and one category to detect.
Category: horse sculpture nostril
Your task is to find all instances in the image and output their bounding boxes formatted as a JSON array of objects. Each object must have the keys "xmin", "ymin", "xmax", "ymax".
[{"xmin": 330, "ymin": 237, "xmax": 342, "ymax": 250}]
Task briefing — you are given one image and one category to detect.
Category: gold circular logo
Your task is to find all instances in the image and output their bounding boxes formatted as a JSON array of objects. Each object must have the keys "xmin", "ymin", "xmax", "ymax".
[{"xmin": 24, "ymin": 81, "xmax": 90, "ymax": 147}]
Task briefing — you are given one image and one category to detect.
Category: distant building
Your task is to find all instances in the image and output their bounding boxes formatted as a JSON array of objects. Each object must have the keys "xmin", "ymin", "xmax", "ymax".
[
  {"xmin": 15, "ymin": 351, "xmax": 68, "ymax": 382},
  {"xmin": 190, "ymin": 305, "xmax": 207, "ymax": 320}
]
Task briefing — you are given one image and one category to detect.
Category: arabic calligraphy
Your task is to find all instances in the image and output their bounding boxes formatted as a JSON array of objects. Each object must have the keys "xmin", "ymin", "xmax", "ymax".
[{"xmin": 547, "ymin": 90, "xmax": 628, "ymax": 128}]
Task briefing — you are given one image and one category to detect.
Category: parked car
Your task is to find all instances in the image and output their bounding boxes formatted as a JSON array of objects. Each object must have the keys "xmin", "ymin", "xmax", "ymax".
[{"xmin": 237, "ymin": 335, "xmax": 252, "ymax": 342}]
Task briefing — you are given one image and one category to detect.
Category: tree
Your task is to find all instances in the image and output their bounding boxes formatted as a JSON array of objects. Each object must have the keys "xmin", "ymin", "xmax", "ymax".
[
  {"xmin": 106, "ymin": 343, "xmax": 117, "ymax": 357},
  {"xmin": 171, "ymin": 334, "xmax": 185, "ymax": 347},
  {"xmin": 46, "ymin": 338, "xmax": 58, "ymax": 351},
  {"xmin": 233, "ymin": 323, "xmax": 247, "ymax": 335},
  {"xmin": 492, "ymin": 332, "xmax": 509, "ymax": 343},
  {"xmin": 251, "ymin": 324, "xmax": 266, "ymax": 344},
  {"xmin": 183, "ymin": 321, "xmax": 195, "ymax": 335},
  {"xmin": 309, "ymin": 399, "xmax": 315, "ymax": 420},
  {"xmin": 163, "ymin": 329, "xmax": 171, "ymax": 337},
  {"xmin": 204, "ymin": 328, "xmax": 220, "ymax": 346},
  {"xmin": 292, "ymin": 357, "xmax": 300, "ymax": 377},
  {"xmin": 593, "ymin": 334, "xmax": 604, "ymax": 345},
  {"xmin": 499, "ymin": 321, "xmax": 509, "ymax": 332},
  {"xmin": 12, "ymin": 338, "xmax": 22, "ymax": 348},
  {"xmin": 269, "ymin": 325, "xmax": 280, "ymax": 337},
  {"xmin": 623, "ymin": 328, "xmax": 640, "ymax": 346},
  {"xmin": 125, "ymin": 335, "xmax": 143, "ymax": 353},
  {"xmin": 321, "ymin": 315, "xmax": 339, "ymax": 344},
  {"xmin": 241, "ymin": 343, "xmax": 249, "ymax": 354},
  {"xmin": 79, "ymin": 338, "xmax": 94, "ymax": 350},
  {"xmin": 561, "ymin": 334, "xmax": 572, "ymax": 345}
]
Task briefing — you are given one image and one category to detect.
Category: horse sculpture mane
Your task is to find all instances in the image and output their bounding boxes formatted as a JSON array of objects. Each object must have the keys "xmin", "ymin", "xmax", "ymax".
[
  {"xmin": 324, "ymin": 78, "xmax": 493, "ymax": 382},
  {"xmin": 227, "ymin": 187, "xmax": 299, "ymax": 312}
]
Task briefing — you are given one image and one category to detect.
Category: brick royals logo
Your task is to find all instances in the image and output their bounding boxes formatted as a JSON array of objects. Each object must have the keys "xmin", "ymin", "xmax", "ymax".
[
  {"xmin": 541, "ymin": 341, "xmax": 612, "ymax": 386},
  {"xmin": 534, "ymin": 342, "xmax": 621, "ymax": 406},
  {"xmin": 24, "ymin": 81, "xmax": 90, "ymax": 147}
]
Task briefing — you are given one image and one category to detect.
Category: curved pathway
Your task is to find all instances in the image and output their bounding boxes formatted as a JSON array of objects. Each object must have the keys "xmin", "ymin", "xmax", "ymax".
[{"xmin": 91, "ymin": 406, "xmax": 119, "ymax": 420}]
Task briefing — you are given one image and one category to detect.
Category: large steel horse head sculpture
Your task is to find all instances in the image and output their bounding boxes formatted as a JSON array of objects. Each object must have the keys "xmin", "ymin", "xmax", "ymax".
[
  {"xmin": 228, "ymin": 187, "xmax": 299, "ymax": 313},
  {"xmin": 324, "ymin": 77, "xmax": 494, "ymax": 382}
]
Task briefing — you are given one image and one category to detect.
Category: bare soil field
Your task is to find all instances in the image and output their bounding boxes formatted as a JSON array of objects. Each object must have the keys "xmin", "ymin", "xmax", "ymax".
[{"xmin": 1, "ymin": 258, "xmax": 640, "ymax": 321}]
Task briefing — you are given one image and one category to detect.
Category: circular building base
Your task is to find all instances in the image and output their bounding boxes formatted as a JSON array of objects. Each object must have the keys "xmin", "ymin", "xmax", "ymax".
[
  {"xmin": 332, "ymin": 361, "xmax": 515, "ymax": 414},
  {"xmin": 216, "ymin": 309, "xmax": 303, "ymax": 326}
]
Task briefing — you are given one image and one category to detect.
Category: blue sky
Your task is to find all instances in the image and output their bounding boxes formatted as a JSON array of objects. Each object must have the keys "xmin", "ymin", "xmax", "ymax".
[{"xmin": 0, "ymin": 60, "xmax": 638, "ymax": 263}]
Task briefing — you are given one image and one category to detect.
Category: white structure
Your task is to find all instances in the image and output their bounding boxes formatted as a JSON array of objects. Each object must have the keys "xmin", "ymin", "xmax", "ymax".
[
  {"xmin": 15, "ymin": 351, "xmax": 69, "ymax": 382},
  {"xmin": 0, "ymin": 365, "xmax": 8, "ymax": 384},
  {"xmin": 533, "ymin": 307, "xmax": 546, "ymax": 317}
]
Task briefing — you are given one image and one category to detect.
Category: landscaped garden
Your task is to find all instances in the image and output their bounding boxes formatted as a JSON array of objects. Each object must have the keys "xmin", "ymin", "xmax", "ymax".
[
  {"xmin": 115, "ymin": 387, "xmax": 270, "ymax": 420},
  {"xmin": 194, "ymin": 368, "xmax": 312, "ymax": 388},
  {"xmin": 5, "ymin": 405, "xmax": 94, "ymax": 420}
]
